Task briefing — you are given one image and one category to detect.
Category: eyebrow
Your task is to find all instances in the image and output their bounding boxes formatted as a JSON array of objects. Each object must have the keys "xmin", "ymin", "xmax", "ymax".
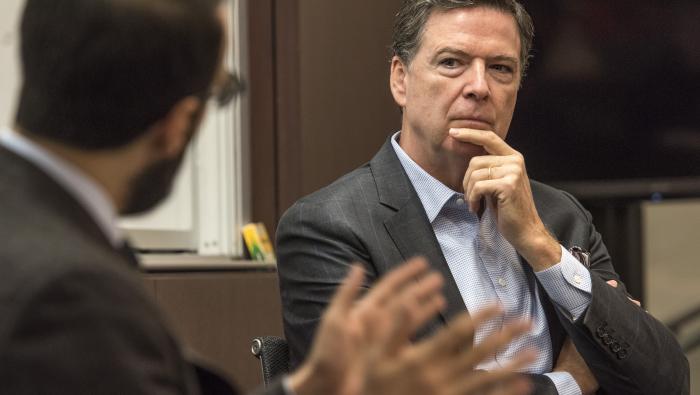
[
  {"xmin": 433, "ymin": 47, "xmax": 518, "ymax": 65},
  {"xmin": 490, "ymin": 55, "xmax": 519, "ymax": 65},
  {"xmin": 433, "ymin": 47, "xmax": 468, "ymax": 59}
]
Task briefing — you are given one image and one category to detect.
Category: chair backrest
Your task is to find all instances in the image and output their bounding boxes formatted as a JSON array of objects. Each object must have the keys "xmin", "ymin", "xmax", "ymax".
[
  {"xmin": 251, "ymin": 336, "xmax": 290, "ymax": 386},
  {"xmin": 667, "ymin": 304, "xmax": 700, "ymax": 353},
  {"xmin": 186, "ymin": 353, "xmax": 237, "ymax": 394}
]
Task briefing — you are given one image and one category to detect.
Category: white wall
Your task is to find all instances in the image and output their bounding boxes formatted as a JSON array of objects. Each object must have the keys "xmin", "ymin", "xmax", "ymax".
[
  {"xmin": 643, "ymin": 199, "xmax": 700, "ymax": 393},
  {"xmin": 0, "ymin": 0, "xmax": 24, "ymax": 126}
]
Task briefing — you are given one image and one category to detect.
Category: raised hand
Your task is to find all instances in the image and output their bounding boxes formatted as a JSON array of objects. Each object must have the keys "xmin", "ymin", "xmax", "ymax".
[
  {"xmin": 289, "ymin": 258, "xmax": 446, "ymax": 395},
  {"xmin": 363, "ymin": 306, "xmax": 536, "ymax": 395},
  {"xmin": 450, "ymin": 128, "xmax": 561, "ymax": 272},
  {"xmin": 290, "ymin": 257, "xmax": 537, "ymax": 395}
]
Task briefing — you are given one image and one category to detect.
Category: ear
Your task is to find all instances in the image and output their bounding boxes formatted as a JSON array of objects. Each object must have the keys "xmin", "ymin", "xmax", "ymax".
[
  {"xmin": 150, "ymin": 96, "xmax": 202, "ymax": 158},
  {"xmin": 390, "ymin": 56, "xmax": 408, "ymax": 108}
]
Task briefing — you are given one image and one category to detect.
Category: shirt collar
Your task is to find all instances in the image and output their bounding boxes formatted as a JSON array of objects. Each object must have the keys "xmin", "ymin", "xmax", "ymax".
[
  {"xmin": 390, "ymin": 131, "xmax": 463, "ymax": 223},
  {"xmin": 0, "ymin": 128, "xmax": 124, "ymax": 246}
]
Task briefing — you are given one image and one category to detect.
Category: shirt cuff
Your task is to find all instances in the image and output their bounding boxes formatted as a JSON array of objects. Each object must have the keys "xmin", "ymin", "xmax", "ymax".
[
  {"xmin": 535, "ymin": 246, "xmax": 592, "ymax": 321},
  {"xmin": 544, "ymin": 371, "xmax": 582, "ymax": 395},
  {"xmin": 282, "ymin": 375, "xmax": 297, "ymax": 395}
]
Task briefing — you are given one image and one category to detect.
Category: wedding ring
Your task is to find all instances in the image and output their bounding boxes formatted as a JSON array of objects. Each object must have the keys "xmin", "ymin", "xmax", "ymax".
[{"xmin": 488, "ymin": 166, "xmax": 493, "ymax": 180}]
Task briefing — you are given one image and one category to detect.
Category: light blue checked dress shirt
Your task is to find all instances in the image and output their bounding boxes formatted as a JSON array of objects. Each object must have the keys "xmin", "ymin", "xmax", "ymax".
[{"xmin": 392, "ymin": 132, "xmax": 593, "ymax": 395}]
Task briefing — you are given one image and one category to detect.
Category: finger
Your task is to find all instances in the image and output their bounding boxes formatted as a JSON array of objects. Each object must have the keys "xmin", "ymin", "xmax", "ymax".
[
  {"xmin": 380, "ymin": 272, "xmax": 446, "ymax": 352},
  {"xmin": 382, "ymin": 296, "xmax": 448, "ymax": 355},
  {"xmin": 464, "ymin": 163, "xmax": 521, "ymax": 211},
  {"xmin": 449, "ymin": 128, "xmax": 517, "ymax": 156},
  {"xmin": 365, "ymin": 270, "xmax": 443, "ymax": 315},
  {"xmin": 464, "ymin": 167, "xmax": 490, "ymax": 209},
  {"xmin": 451, "ymin": 350, "xmax": 536, "ymax": 395},
  {"xmin": 466, "ymin": 178, "xmax": 511, "ymax": 213},
  {"xmin": 353, "ymin": 259, "xmax": 440, "ymax": 348},
  {"xmin": 408, "ymin": 271, "xmax": 445, "ymax": 306},
  {"xmin": 449, "ymin": 320, "xmax": 533, "ymax": 375},
  {"xmin": 375, "ymin": 298, "xmax": 413, "ymax": 355},
  {"xmin": 453, "ymin": 371, "xmax": 533, "ymax": 395},
  {"xmin": 487, "ymin": 376, "xmax": 533, "ymax": 395},
  {"xmin": 418, "ymin": 305, "xmax": 503, "ymax": 356},
  {"xmin": 325, "ymin": 264, "xmax": 366, "ymax": 316},
  {"xmin": 464, "ymin": 156, "xmax": 510, "ymax": 186},
  {"xmin": 502, "ymin": 378, "xmax": 534, "ymax": 395},
  {"xmin": 607, "ymin": 279, "xmax": 642, "ymax": 307},
  {"xmin": 402, "ymin": 272, "xmax": 447, "ymax": 328},
  {"xmin": 465, "ymin": 154, "xmax": 522, "ymax": 183},
  {"xmin": 498, "ymin": 348, "xmax": 538, "ymax": 373},
  {"xmin": 360, "ymin": 257, "xmax": 430, "ymax": 308},
  {"xmin": 606, "ymin": 280, "xmax": 640, "ymax": 305}
]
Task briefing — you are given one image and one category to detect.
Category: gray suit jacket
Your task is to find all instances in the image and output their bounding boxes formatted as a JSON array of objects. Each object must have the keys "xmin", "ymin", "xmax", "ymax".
[
  {"xmin": 277, "ymin": 137, "xmax": 689, "ymax": 395},
  {"xmin": 0, "ymin": 146, "xmax": 283, "ymax": 395}
]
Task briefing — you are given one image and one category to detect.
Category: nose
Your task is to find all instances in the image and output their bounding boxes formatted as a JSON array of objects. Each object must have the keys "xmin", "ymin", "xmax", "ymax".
[{"xmin": 461, "ymin": 60, "xmax": 490, "ymax": 101}]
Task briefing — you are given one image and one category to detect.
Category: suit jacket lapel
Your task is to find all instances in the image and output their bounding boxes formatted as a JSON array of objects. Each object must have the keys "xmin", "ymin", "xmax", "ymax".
[{"xmin": 370, "ymin": 138, "xmax": 467, "ymax": 321}]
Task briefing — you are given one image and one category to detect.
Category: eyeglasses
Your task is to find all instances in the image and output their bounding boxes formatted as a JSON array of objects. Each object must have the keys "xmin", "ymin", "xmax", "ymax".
[{"xmin": 210, "ymin": 71, "xmax": 244, "ymax": 107}]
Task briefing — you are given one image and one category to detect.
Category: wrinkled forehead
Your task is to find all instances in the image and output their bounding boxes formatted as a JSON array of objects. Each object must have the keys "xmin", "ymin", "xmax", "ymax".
[{"xmin": 419, "ymin": 6, "xmax": 521, "ymax": 60}]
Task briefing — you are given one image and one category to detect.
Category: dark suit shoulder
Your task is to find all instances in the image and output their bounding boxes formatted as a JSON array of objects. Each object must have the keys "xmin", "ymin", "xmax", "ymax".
[
  {"xmin": 0, "ymin": 193, "xmax": 165, "ymax": 342},
  {"xmin": 290, "ymin": 162, "xmax": 376, "ymax": 207},
  {"xmin": 0, "ymin": 265, "xmax": 190, "ymax": 394},
  {"xmin": 0, "ymin": 209, "xmax": 193, "ymax": 394},
  {"xmin": 531, "ymin": 180, "xmax": 588, "ymax": 215},
  {"xmin": 529, "ymin": 180, "xmax": 594, "ymax": 239},
  {"xmin": 0, "ymin": 203, "xmax": 131, "ymax": 297},
  {"xmin": 279, "ymin": 162, "xmax": 381, "ymax": 237}
]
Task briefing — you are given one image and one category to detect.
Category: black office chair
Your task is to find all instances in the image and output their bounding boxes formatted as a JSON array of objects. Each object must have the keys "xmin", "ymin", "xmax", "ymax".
[
  {"xmin": 667, "ymin": 304, "xmax": 700, "ymax": 354},
  {"xmin": 187, "ymin": 352, "xmax": 238, "ymax": 394},
  {"xmin": 251, "ymin": 336, "xmax": 290, "ymax": 386}
]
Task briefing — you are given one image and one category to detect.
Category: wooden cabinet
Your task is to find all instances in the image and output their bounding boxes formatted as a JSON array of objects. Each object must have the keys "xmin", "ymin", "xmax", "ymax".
[{"xmin": 142, "ymin": 267, "xmax": 283, "ymax": 392}]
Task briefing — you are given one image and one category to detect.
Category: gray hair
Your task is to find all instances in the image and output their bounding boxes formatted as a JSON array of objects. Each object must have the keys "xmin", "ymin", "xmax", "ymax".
[{"xmin": 391, "ymin": 0, "xmax": 535, "ymax": 77}]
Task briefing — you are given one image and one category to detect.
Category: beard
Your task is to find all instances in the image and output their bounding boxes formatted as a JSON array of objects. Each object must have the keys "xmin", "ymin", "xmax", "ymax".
[
  {"xmin": 120, "ymin": 149, "xmax": 188, "ymax": 216},
  {"xmin": 120, "ymin": 104, "xmax": 204, "ymax": 216}
]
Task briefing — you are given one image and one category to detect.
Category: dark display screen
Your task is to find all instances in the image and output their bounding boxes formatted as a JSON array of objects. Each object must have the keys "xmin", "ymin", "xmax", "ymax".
[{"xmin": 508, "ymin": 1, "xmax": 700, "ymax": 186}]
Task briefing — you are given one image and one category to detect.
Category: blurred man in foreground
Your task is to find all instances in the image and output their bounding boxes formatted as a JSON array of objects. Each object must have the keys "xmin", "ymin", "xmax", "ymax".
[{"xmin": 0, "ymin": 0, "xmax": 535, "ymax": 394}]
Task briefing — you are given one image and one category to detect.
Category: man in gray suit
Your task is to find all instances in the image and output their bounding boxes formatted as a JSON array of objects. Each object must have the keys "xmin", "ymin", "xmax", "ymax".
[
  {"xmin": 0, "ymin": 0, "xmax": 539, "ymax": 394},
  {"xmin": 277, "ymin": 1, "xmax": 689, "ymax": 394}
]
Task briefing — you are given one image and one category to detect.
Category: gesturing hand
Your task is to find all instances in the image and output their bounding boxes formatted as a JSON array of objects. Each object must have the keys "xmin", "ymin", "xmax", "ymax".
[
  {"xmin": 364, "ymin": 306, "xmax": 536, "ymax": 395},
  {"xmin": 289, "ymin": 258, "xmax": 447, "ymax": 395},
  {"xmin": 450, "ymin": 128, "xmax": 561, "ymax": 271},
  {"xmin": 290, "ymin": 257, "xmax": 537, "ymax": 395}
]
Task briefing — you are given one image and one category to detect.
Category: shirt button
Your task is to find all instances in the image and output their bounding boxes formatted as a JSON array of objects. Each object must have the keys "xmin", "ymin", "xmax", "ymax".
[
  {"xmin": 498, "ymin": 278, "xmax": 507, "ymax": 287},
  {"xmin": 574, "ymin": 274, "xmax": 583, "ymax": 285},
  {"xmin": 456, "ymin": 198, "xmax": 465, "ymax": 205}
]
